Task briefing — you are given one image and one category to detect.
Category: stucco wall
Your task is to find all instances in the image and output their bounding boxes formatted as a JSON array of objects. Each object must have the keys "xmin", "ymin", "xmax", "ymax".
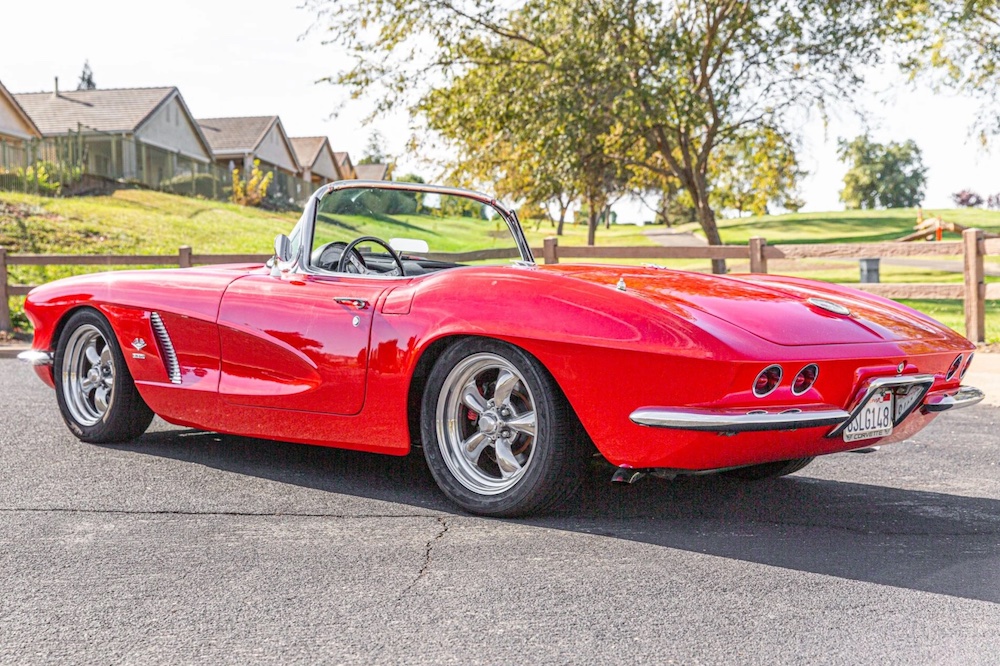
[
  {"xmin": 255, "ymin": 123, "xmax": 297, "ymax": 174},
  {"xmin": 135, "ymin": 96, "xmax": 210, "ymax": 161},
  {"xmin": 311, "ymin": 146, "xmax": 338, "ymax": 181},
  {"xmin": 0, "ymin": 96, "xmax": 37, "ymax": 142}
]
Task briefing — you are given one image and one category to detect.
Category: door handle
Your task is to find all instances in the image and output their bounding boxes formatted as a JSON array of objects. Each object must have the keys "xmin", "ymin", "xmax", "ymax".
[{"xmin": 334, "ymin": 297, "xmax": 369, "ymax": 309}]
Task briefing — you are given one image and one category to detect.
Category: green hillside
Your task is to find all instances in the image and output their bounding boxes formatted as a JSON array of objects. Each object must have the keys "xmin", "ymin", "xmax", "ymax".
[{"xmin": 697, "ymin": 207, "xmax": 1000, "ymax": 245}]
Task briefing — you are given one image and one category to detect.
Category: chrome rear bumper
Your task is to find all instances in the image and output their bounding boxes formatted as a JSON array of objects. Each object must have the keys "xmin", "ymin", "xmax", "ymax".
[
  {"xmin": 16, "ymin": 350, "xmax": 53, "ymax": 366},
  {"xmin": 923, "ymin": 386, "xmax": 985, "ymax": 412},
  {"xmin": 629, "ymin": 407, "xmax": 850, "ymax": 433},
  {"xmin": 630, "ymin": 375, "xmax": 984, "ymax": 434}
]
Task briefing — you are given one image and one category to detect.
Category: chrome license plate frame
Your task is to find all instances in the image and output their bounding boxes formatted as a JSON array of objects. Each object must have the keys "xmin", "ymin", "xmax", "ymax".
[{"xmin": 842, "ymin": 388, "xmax": 895, "ymax": 443}]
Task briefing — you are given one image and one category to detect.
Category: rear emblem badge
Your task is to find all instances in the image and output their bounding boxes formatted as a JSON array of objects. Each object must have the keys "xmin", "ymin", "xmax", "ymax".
[
  {"xmin": 132, "ymin": 338, "xmax": 147, "ymax": 350},
  {"xmin": 897, "ymin": 362, "xmax": 906, "ymax": 374},
  {"xmin": 807, "ymin": 298, "xmax": 851, "ymax": 316}
]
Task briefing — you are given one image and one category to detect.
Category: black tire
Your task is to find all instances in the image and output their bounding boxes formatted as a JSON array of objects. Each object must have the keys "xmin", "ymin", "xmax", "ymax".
[
  {"xmin": 54, "ymin": 308, "xmax": 154, "ymax": 443},
  {"xmin": 421, "ymin": 338, "xmax": 586, "ymax": 517},
  {"xmin": 721, "ymin": 457, "xmax": 814, "ymax": 480}
]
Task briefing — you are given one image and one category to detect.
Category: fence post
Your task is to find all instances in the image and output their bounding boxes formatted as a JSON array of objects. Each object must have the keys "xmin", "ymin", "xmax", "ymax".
[
  {"xmin": 179, "ymin": 245, "xmax": 193, "ymax": 268},
  {"xmin": 543, "ymin": 237, "xmax": 559, "ymax": 264},
  {"xmin": 749, "ymin": 237, "xmax": 768, "ymax": 274},
  {"xmin": 963, "ymin": 228, "xmax": 985, "ymax": 343},
  {"xmin": 0, "ymin": 248, "xmax": 11, "ymax": 333}
]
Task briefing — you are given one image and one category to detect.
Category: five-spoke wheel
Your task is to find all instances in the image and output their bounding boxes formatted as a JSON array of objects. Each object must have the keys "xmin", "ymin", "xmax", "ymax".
[
  {"xmin": 421, "ymin": 338, "xmax": 585, "ymax": 516},
  {"xmin": 61, "ymin": 323, "xmax": 116, "ymax": 426},
  {"xmin": 54, "ymin": 309, "xmax": 154, "ymax": 443}
]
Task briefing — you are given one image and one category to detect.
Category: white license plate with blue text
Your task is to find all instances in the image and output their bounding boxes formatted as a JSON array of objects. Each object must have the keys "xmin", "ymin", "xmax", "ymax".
[{"xmin": 843, "ymin": 389, "xmax": 894, "ymax": 442}]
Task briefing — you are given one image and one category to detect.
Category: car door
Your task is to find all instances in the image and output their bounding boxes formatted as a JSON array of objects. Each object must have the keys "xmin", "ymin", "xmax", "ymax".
[{"xmin": 216, "ymin": 272, "xmax": 388, "ymax": 416}]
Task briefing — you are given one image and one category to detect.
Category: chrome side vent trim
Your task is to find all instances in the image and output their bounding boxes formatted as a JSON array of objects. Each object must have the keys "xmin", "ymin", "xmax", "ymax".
[{"xmin": 150, "ymin": 312, "xmax": 181, "ymax": 384}]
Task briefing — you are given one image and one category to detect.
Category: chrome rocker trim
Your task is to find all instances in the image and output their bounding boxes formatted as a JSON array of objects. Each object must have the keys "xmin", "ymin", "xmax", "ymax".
[
  {"xmin": 922, "ymin": 386, "xmax": 985, "ymax": 412},
  {"xmin": 16, "ymin": 350, "xmax": 53, "ymax": 366},
  {"xmin": 629, "ymin": 407, "xmax": 851, "ymax": 433}
]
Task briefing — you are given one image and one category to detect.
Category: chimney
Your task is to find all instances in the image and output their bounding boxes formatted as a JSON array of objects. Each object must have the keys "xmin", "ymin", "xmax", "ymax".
[{"xmin": 53, "ymin": 77, "xmax": 59, "ymax": 98}]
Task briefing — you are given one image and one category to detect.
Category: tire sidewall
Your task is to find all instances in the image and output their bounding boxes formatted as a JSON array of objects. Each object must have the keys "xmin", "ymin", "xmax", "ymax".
[
  {"xmin": 421, "ymin": 337, "xmax": 566, "ymax": 517},
  {"xmin": 54, "ymin": 308, "xmax": 135, "ymax": 442}
]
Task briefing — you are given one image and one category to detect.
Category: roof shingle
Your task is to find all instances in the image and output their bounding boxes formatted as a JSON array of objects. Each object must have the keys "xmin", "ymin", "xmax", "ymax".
[
  {"xmin": 13, "ymin": 87, "xmax": 175, "ymax": 135},
  {"xmin": 197, "ymin": 116, "xmax": 276, "ymax": 155}
]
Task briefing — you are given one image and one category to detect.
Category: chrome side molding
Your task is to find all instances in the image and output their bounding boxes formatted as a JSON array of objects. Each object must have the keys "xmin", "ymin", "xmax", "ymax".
[
  {"xmin": 16, "ymin": 350, "xmax": 53, "ymax": 366},
  {"xmin": 629, "ymin": 407, "xmax": 850, "ymax": 433},
  {"xmin": 923, "ymin": 386, "xmax": 985, "ymax": 412}
]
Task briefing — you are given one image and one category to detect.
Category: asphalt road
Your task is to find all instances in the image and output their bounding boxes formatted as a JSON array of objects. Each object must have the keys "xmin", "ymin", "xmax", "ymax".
[{"xmin": 2, "ymin": 359, "xmax": 999, "ymax": 665}]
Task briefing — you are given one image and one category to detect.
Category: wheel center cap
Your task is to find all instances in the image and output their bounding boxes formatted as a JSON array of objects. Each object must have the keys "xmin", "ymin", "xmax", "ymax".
[{"xmin": 478, "ymin": 413, "xmax": 500, "ymax": 435}]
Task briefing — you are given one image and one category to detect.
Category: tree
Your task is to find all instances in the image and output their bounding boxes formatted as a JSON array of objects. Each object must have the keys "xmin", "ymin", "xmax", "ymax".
[
  {"xmin": 709, "ymin": 127, "xmax": 806, "ymax": 217},
  {"xmin": 77, "ymin": 61, "xmax": 96, "ymax": 90},
  {"xmin": 358, "ymin": 130, "xmax": 388, "ymax": 165},
  {"xmin": 838, "ymin": 135, "xmax": 927, "ymax": 209},
  {"xmin": 893, "ymin": 0, "xmax": 1000, "ymax": 139},
  {"xmin": 308, "ymin": 0, "xmax": 900, "ymax": 271}
]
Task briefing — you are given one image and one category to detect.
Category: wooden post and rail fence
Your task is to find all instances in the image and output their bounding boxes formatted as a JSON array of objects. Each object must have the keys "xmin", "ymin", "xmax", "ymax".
[{"xmin": 2, "ymin": 229, "xmax": 997, "ymax": 341}]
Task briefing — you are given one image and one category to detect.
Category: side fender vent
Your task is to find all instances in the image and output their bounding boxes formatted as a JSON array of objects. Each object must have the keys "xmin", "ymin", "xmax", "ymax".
[{"xmin": 150, "ymin": 312, "xmax": 182, "ymax": 385}]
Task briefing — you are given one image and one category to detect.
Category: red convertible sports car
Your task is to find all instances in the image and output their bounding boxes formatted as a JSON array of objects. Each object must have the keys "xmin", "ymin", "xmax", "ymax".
[{"xmin": 19, "ymin": 181, "xmax": 984, "ymax": 516}]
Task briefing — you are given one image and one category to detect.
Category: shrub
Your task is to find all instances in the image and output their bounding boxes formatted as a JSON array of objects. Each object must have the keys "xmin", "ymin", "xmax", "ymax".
[
  {"xmin": 161, "ymin": 172, "xmax": 223, "ymax": 199},
  {"xmin": 230, "ymin": 160, "xmax": 273, "ymax": 207},
  {"xmin": 952, "ymin": 189, "xmax": 984, "ymax": 207}
]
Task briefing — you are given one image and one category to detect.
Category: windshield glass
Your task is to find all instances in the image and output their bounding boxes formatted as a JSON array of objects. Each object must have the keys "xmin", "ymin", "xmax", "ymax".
[{"xmin": 311, "ymin": 187, "xmax": 520, "ymax": 267}]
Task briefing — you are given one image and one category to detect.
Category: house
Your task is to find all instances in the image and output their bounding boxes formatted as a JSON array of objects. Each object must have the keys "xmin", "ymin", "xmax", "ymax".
[
  {"xmin": 354, "ymin": 162, "xmax": 391, "ymax": 181},
  {"xmin": 13, "ymin": 83, "xmax": 215, "ymax": 189},
  {"xmin": 198, "ymin": 116, "xmax": 305, "ymax": 200},
  {"xmin": 333, "ymin": 151, "xmax": 357, "ymax": 180},
  {"xmin": 0, "ymin": 78, "xmax": 41, "ymax": 145},
  {"xmin": 290, "ymin": 136, "xmax": 340, "ymax": 189}
]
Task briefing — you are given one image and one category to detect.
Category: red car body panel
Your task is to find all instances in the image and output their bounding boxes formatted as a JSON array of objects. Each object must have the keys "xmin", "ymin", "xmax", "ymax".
[{"xmin": 24, "ymin": 257, "xmax": 975, "ymax": 470}]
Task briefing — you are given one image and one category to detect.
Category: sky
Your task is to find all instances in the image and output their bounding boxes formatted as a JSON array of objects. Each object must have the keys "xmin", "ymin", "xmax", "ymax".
[{"xmin": 3, "ymin": 0, "xmax": 998, "ymax": 218}]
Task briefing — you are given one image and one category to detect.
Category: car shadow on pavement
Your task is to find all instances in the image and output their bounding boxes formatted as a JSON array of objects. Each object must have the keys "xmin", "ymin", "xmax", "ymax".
[{"xmin": 122, "ymin": 427, "xmax": 1000, "ymax": 605}]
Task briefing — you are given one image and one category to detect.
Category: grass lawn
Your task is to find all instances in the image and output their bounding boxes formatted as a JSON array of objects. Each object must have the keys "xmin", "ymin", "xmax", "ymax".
[{"xmin": 674, "ymin": 207, "xmax": 1000, "ymax": 245}]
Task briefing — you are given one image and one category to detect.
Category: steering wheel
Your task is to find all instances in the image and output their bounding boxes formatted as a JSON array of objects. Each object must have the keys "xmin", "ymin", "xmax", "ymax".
[
  {"xmin": 311, "ymin": 241, "xmax": 368, "ymax": 273},
  {"xmin": 337, "ymin": 236, "xmax": 406, "ymax": 277}
]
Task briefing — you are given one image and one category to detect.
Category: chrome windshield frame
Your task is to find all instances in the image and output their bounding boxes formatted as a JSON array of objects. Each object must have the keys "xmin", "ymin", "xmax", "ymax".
[{"xmin": 282, "ymin": 180, "xmax": 534, "ymax": 278}]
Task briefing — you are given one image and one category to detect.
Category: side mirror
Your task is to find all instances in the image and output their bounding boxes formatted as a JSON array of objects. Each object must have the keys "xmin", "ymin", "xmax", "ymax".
[{"xmin": 274, "ymin": 234, "xmax": 293, "ymax": 263}]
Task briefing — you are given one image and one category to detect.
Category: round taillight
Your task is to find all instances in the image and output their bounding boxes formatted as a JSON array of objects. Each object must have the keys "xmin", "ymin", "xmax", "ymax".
[
  {"xmin": 753, "ymin": 365, "xmax": 782, "ymax": 397},
  {"xmin": 792, "ymin": 364, "xmax": 819, "ymax": 395},
  {"xmin": 960, "ymin": 353, "xmax": 974, "ymax": 380},
  {"xmin": 946, "ymin": 354, "xmax": 963, "ymax": 381}
]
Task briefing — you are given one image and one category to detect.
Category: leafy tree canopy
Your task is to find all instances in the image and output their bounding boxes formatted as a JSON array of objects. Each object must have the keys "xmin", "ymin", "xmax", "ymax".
[
  {"xmin": 837, "ymin": 135, "xmax": 927, "ymax": 209},
  {"xmin": 308, "ymin": 0, "xmax": 903, "ymax": 268}
]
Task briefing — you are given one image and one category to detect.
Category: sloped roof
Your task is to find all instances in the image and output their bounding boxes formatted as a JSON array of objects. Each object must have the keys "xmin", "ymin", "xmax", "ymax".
[
  {"xmin": 0, "ymin": 79, "xmax": 41, "ymax": 138},
  {"xmin": 197, "ymin": 116, "xmax": 276, "ymax": 155},
  {"xmin": 333, "ymin": 151, "xmax": 355, "ymax": 178},
  {"xmin": 13, "ymin": 86, "xmax": 175, "ymax": 135},
  {"xmin": 355, "ymin": 163, "xmax": 390, "ymax": 181},
  {"xmin": 290, "ymin": 136, "xmax": 326, "ymax": 169}
]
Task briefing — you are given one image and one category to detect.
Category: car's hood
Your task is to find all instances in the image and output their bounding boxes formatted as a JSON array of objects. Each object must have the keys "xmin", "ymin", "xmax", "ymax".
[{"xmin": 539, "ymin": 265, "xmax": 948, "ymax": 346}]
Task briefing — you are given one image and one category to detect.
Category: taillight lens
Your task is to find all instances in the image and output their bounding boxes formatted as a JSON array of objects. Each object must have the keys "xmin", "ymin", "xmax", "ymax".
[
  {"xmin": 960, "ymin": 353, "xmax": 974, "ymax": 380},
  {"xmin": 753, "ymin": 365, "xmax": 782, "ymax": 397},
  {"xmin": 792, "ymin": 364, "xmax": 819, "ymax": 395},
  {"xmin": 946, "ymin": 354, "xmax": 963, "ymax": 381}
]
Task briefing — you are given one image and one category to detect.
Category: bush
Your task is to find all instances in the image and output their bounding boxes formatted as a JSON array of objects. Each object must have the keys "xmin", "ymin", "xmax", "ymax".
[
  {"xmin": 161, "ymin": 172, "xmax": 223, "ymax": 199},
  {"xmin": 230, "ymin": 160, "xmax": 273, "ymax": 207},
  {"xmin": 952, "ymin": 189, "xmax": 984, "ymax": 207}
]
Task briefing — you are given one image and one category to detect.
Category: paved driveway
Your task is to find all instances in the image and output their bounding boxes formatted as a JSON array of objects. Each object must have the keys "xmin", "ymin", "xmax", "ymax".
[{"xmin": 2, "ymin": 359, "xmax": 998, "ymax": 664}]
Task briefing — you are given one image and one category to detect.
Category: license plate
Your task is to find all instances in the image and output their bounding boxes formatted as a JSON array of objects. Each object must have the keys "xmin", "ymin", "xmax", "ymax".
[{"xmin": 843, "ymin": 389, "xmax": 895, "ymax": 442}]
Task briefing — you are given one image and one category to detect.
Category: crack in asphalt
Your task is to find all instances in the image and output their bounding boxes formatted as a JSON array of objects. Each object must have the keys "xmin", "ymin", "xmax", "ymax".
[
  {"xmin": 398, "ymin": 516, "xmax": 450, "ymax": 600},
  {"xmin": 0, "ymin": 507, "xmax": 446, "ymax": 519}
]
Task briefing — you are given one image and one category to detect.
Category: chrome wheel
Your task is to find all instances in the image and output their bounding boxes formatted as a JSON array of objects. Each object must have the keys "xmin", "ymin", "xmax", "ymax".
[
  {"xmin": 60, "ymin": 324, "xmax": 115, "ymax": 426},
  {"xmin": 435, "ymin": 352, "xmax": 538, "ymax": 495}
]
